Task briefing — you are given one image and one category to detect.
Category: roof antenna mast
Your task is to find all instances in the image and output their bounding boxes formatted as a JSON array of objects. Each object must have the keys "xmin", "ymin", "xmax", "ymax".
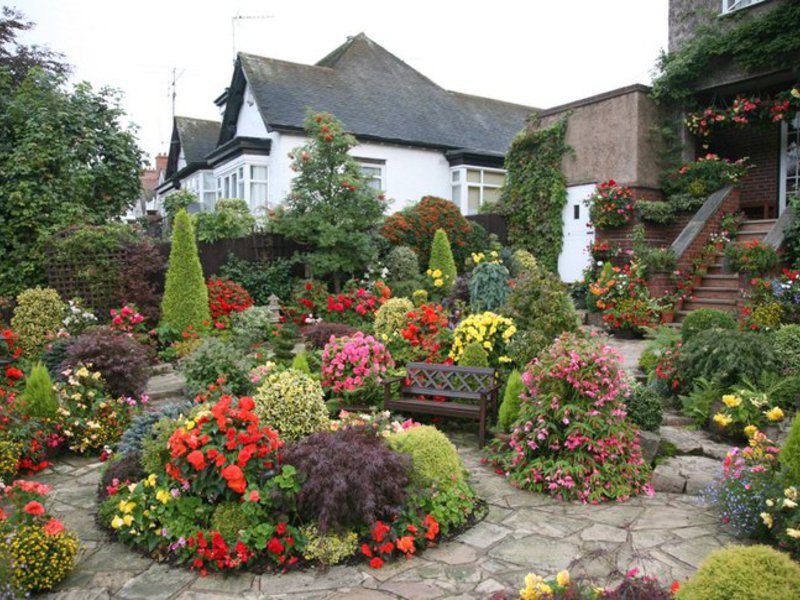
[
  {"xmin": 169, "ymin": 67, "xmax": 185, "ymax": 119},
  {"xmin": 232, "ymin": 14, "xmax": 274, "ymax": 63}
]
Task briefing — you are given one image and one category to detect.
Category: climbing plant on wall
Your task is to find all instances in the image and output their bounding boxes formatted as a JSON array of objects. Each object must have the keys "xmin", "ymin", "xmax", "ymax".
[{"xmin": 496, "ymin": 115, "xmax": 570, "ymax": 273}]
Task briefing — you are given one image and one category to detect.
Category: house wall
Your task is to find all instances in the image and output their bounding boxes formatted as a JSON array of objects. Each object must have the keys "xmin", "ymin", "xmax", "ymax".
[
  {"xmin": 668, "ymin": 0, "xmax": 793, "ymax": 90},
  {"xmin": 270, "ymin": 133, "xmax": 452, "ymax": 214},
  {"xmin": 236, "ymin": 85, "xmax": 269, "ymax": 138},
  {"xmin": 710, "ymin": 123, "xmax": 781, "ymax": 217},
  {"xmin": 539, "ymin": 86, "xmax": 663, "ymax": 190}
]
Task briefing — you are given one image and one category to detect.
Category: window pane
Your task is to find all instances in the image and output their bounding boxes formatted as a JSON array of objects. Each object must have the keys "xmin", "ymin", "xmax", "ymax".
[
  {"xmin": 452, "ymin": 185, "xmax": 461, "ymax": 205},
  {"xmin": 238, "ymin": 179, "xmax": 245, "ymax": 199},
  {"xmin": 250, "ymin": 182, "xmax": 267, "ymax": 211},
  {"xmin": 451, "ymin": 170, "xmax": 461, "ymax": 183},
  {"xmin": 483, "ymin": 187, "xmax": 501, "ymax": 204},
  {"xmin": 467, "ymin": 186, "xmax": 481, "ymax": 214},
  {"xmin": 466, "ymin": 169, "xmax": 481, "ymax": 183},
  {"xmin": 251, "ymin": 165, "xmax": 268, "ymax": 180},
  {"xmin": 203, "ymin": 191, "xmax": 217, "ymax": 212},
  {"xmin": 238, "ymin": 166, "xmax": 244, "ymax": 179},
  {"xmin": 224, "ymin": 177, "xmax": 230, "ymax": 198},
  {"xmin": 204, "ymin": 173, "xmax": 215, "ymax": 188},
  {"xmin": 484, "ymin": 171, "xmax": 505, "ymax": 186}
]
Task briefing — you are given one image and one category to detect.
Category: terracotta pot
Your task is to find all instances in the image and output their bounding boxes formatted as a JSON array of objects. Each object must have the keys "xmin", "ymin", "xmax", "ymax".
[
  {"xmin": 611, "ymin": 328, "xmax": 643, "ymax": 340},
  {"xmin": 661, "ymin": 311, "xmax": 675, "ymax": 324}
]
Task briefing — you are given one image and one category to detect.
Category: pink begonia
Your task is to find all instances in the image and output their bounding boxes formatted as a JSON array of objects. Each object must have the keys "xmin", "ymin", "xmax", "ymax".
[{"xmin": 321, "ymin": 332, "xmax": 394, "ymax": 395}]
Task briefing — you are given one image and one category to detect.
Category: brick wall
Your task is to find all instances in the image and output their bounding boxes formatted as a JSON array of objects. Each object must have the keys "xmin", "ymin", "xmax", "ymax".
[{"xmin": 709, "ymin": 124, "xmax": 780, "ymax": 218}]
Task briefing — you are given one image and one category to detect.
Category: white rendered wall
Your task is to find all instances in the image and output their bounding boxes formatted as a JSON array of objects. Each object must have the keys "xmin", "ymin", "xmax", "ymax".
[
  {"xmin": 236, "ymin": 85, "xmax": 269, "ymax": 138},
  {"xmin": 272, "ymin": 133, "xmax": 452, "ymax": 214}
]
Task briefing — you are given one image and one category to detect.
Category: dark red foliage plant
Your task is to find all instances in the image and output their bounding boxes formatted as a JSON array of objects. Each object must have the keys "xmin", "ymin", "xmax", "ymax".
[
  {"xmin": 62, "ymin": 327, "xmax": 150, "ymax": 397},
  {"xmin": 281, "ymin": 428, "xmax": 410, "ymax": 533},
  {"xmin": 116, "ymin": 239, "xmax": 166, "ymax": 325},
  {"xmin": 301, "ymin": 321, "xmax": 359, "ymax": 349}
]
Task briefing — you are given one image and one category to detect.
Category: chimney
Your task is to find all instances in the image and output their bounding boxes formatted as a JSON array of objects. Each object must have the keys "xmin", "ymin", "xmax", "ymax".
[{"xmin": 155, "ymin": 153, "xmax": 168, "ymax": 173}]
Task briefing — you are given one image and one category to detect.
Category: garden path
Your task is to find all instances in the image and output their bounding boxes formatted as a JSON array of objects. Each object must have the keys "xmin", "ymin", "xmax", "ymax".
[{"xmin": 39, "ymin": 338, "xmax": 740, "ymax": 599}]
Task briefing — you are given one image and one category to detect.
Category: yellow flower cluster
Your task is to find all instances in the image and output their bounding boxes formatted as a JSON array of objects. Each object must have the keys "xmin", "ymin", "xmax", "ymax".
[
  {"xmin": 450, "ymin": 311, "xmax": 517, "ymax": 365},
  {"xmin": 519, "ymin": 570, "xmax": 571, "ymax": 599},
  {"xmin": 426, "ymin": 268, "xmax": 444, "ymax": 287},
  {"xmin": 470, "ymin": 250, "xmax": 501, "ymax": 266},
  {"xmin": 0, "ymin": 524, "xmax": 79, "ymax": 591}
]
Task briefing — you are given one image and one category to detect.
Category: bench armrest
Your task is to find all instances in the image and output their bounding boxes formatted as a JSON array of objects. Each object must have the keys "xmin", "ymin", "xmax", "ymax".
[{"xmin": 382, "ymin": 376, "xmax": 405, "ymax": 389}]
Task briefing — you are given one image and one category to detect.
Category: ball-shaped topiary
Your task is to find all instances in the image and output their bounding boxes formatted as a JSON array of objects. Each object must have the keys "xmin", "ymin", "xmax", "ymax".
[
  {"xmin": 675, "ymin": 545, "xmax": 800, "ymax": 600},
  {"xmin": 253, "ymin": 369, "xmax": 329, "ymax": 441},
  {"xmin": 19, "ymin": 362, "xmax": 58, "ymax": 419},
  {"xmin": 428, "ymin": 228, "xmax": 457, "ymax": 295},
  {"xmin": 1, "ymin": 524, "xmax": 79, "ymax": 592},
  {"xmin": 374, "ymin": 297, "xmax": 414, "ymax": 340},
  {"xmin": 497, "ymin": 332, "xmax": 651, "ymax": 502},
  {"xmin": 625, "ymin": 382, "xmax": 663, "ymax": 432},
  {"xmin": 386, "ymin": 246, "xmax": 420, "ymax": 281},
  {"xmin": 775, "ymin": 324, "xmax": 800, "ymax": 374},
  {"xmin": 458, "ymin": 341, "xmax": 489, "ymax": 368},
  {"xmin": 680, "ymin": 308, "xmax": 737, "ymax": 342},
  {"xmin": 11, "ymin": 286, "xmax": 65, "ymax": 358},
  {"xmin": 160, "ymin": 209, "xmax": 211, "ymax": 334},
  {"xmin": 180, "ymin": 338, "xmax": 252, "ymax": 397},
  {"xmin": 498, "ymin": 369, "xmax": 524, "ymax": 431},
  {"xmin": 412, "ymin": 289, "xmax": 428, "ymax": 307},
  {"xmin": 387, "ymin": 425, "xmax": 466, "ymax": 489},
  {"xmin": 300, "ymin": 525, "xmax": 359, "ymax": 565},
  {"xmin": 210, "ymin": 502, "xmax": 259, "ymax": 541},
  {"xmin": 469, "ymin": 261, "xmax": 511, "ymax": 313}
]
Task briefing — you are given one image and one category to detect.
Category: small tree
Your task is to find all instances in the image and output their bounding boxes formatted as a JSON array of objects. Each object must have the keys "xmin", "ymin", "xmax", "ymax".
[
  {"xmin": 160, "ymin": 209, "xmax": 210, "ymax": 333},
  {"xmin": 20, "ymin": 362, "xmax": 58, "ymax": 419},
  {"xmin": 276, "ymin": 112, "xmax": 385, "ymax": 291},
  {"xmin": 428, "ymin": 229, "xmax": 457, "ymax": 295}
]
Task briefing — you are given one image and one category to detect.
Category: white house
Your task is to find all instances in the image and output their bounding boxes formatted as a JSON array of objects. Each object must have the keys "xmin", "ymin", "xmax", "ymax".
[{"xmin": 157, "ymin": 33, "xmax": 535, "ymax": 217}]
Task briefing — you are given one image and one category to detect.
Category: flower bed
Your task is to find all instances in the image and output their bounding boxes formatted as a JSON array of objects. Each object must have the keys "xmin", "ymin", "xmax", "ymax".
[{"xmin": 97, "ymin": 396, "xmax": 483, "ymax": 574}]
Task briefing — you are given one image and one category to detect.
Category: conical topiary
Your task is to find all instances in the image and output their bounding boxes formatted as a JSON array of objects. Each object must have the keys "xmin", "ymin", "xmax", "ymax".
[
  {"xmin": 291, "ymin": 351, "xmax": 311, "ymax": 374},
  {"xmin": 273, "ymin": 322, "xmax": 299, "ymax": 365},
  {"xmin": 160, "ymin": 209, "xmax": 210, "ymax": 333},
  {"xmin": 19, "ymin": 362, "xmax": 58, "ymax": 419},
  {"xmin": 428, "ymin": 228, "xmax": 457, "ymax": 295},
  {"xmin": 498, "ymin": 369, "xmax": 524, "ymax": 431},
  {"xmin": 781, "ymin": 413, "xmax": 800, "ymax": 483}
]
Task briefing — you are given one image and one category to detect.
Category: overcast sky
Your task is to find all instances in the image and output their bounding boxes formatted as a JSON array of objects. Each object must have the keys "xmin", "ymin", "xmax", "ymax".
[{"xmin": 17, "ymin": 0, "xmax": 668, "ymax": 165}]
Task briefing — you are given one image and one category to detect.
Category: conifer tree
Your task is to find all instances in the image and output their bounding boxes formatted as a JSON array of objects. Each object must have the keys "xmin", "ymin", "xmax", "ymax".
[{"xmin": 428, "ymin": 228, "xmax": 457, "ymax": 295}]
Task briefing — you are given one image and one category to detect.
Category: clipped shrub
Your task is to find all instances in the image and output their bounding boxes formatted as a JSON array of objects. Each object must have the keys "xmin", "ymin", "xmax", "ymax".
[
  {"xmin": 218, "ymin": 254, "xmax": 294, "ymax": 304},
  {"xmin": 63, "ymin": 327, "xmax": 150, "ymax": 398},
  {"xmin": 230, "ymin": 306, "xmax": 274, "ymax": 352},
  {"xmin": 498, "ymin": 369, "xmax": 524, "ymax": 431},
  {"xmin": 301, "ymin": 525, "xmax": 359, "ymax": 566},
  {"xmin": 509, "ymin": 249, "xmax": 538, "ymax": 278},
  {"xmin": 458, "ymin": 341, "xmax": 489, "ymax": 368},
  {"xmin": 210, "ymin": 502, "xmax": 260, "ymax": 541},
  {"xmin": 469, "ymin": 261, "xmax": 510, "ymax": 313},
  {"xmin": 681, "ymin": 308, "xmax": 737, "ymax": 342},
  {"xmin": 11, "ymin": 286, "xmax": 64, "ymax": 357},
  {"xmin": 0, "ymin": 524, "xmax": 79, "ymax": 592},
  {"xmin": 207, "ymin": 278, "xmax": 253, "ymax": 322},
  {"xmin": 374, "ymin": 297, "xmax": 414, "ymax": 340},
  {"xmin": 98, "ymin": 451, "xmax": 145, "ymax": 501},
  {"xmin": 386, "ymin": 246, "xmax": 420, "ymax": 281},
  {"xmin": 781, "ymin": 412, "xmax": 800, "ymax": 483},
  {"xmin": 301, "ymin": 322, "xmax": 359, "ymax": 350},
  {"xmin": 676, "ymin": 329, "xmax": 778, "ymax": 394},
  {"xmin": 283, "ymin": 428, "xmax": 410, "ymax": 532},
  {"xmin": 675, "ymin": 545, "xmax": 800, "ymax": 600},
  {"xmin": 291, "ymin": 352, "xmax": 311, "ymax": 374},
  {"xmin": 194, "ymin": 198, "xmax": 256, "ymax": 243},
  {"xmin": 181, "ymin": 338, "xmax": 251, "ymax": 397},
  {"xmin": 495, "ymin": 333, "xmax": 651, "ymax": 502},
  {"xmin": 387, "ymin": 425, "xmax": 466, "ymax": 490},
  {"xmin": 272, "ymin": 322, "xmax": 299, "ymax": 365},
  {"xmin": 427, "ymin": 229, "xmax": 457, "ymax": 295},
  {"xmin": 412, "ymin": 289, "xmax": 428, "ymax": 306},
  {"xmin": 160, "ymin": 209, "xmax": 211, "ymax": 334},
  {"xmin": 625, "ymin": 382, "xmax": 663, "ymax": 432},
  {"xmin": 775, "ymin": 324, "xmax": 800, "ymax": 374},
  {"xmin": 253, "ymin": 369, "xmax": 329, "ymax": 441},
  {"xmin": 503, "ymin": 261, "xmax": 578, "ymax": 367},
  {"xmin": 19, "ymin": 362, "xmax": 58, "ymax": 419}
]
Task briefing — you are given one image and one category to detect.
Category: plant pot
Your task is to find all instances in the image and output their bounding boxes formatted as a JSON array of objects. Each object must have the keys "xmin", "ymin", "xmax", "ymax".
[
  {"xmin": 692, "ymin": 275, "xmax": 703, "ymax": 286},
  {"xmin": 661, "ymin": 311, "xmax": 675, "ymax": 324},
  {"xmin": 611, "ymin": 328, "xmax": 643, "ymax": 340}
]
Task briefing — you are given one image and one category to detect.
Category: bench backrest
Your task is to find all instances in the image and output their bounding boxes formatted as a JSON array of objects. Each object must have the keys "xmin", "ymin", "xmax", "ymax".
[{"xmin": 403, "ymin": 362, "xmax": 495, "ymax": 399}]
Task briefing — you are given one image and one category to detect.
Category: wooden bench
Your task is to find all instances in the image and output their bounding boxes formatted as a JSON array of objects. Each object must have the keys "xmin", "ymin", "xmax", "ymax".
[{"xmin": 383, "ymin": 362, "xmax": 500, "ymax": 447}]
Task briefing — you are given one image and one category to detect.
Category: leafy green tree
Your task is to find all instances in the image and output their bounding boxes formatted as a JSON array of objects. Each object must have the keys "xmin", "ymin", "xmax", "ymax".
[
  {"xmin": 0, "ymin": 11, "xmax": 141, "ymax": 295},
  {"xmin": 160, "ymin": 209, "xmax": 210, "ymax": 333},
  {"xmin": 276, "ymin": 112, "xmax": 385, "ymax": 290}
]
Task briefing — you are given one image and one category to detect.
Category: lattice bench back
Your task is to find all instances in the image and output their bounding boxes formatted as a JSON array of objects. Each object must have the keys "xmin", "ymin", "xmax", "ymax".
[{"xmin": 404, "ymin": 362, "xmax": 495, "ymax": 397}]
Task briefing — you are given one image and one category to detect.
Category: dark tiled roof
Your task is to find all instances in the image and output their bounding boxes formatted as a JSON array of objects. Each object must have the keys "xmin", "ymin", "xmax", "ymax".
[
  {"xmin": 238, "ymin": 34, "xmax": 535, "ymax": 155},
  {"xmin": 175, "ymin": 117, "xmax": 220, "ymax": 164}
]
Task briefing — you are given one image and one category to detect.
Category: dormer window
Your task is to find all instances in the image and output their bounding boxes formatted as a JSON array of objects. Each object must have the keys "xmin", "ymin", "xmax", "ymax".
[{"xmin": 722, "ymin": 0, "xmax": 765, "ymax": 14}]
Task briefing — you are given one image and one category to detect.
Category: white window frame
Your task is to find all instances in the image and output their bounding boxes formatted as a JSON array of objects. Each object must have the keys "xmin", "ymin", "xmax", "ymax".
[
  {"xmin": 214, "ymin": 156, "xmax": 270, "ymax": 214},
  {"xmin": 450, "ymin": 166, "xmax": 505, "ymax": 215},
  {"xmin": 355, "ymin": 158, "xmax": 386, "ymax": 192},
  {"xmin": 779, "ymin": 112, "xmax": 800, "ymax": 214},
  {"xmin": 721, "ymin": 0, "xmax": 765, "ymax": 14},
  {"xmin": 249, "ymin": 164, "xmax": 269, "ymax": 214}
]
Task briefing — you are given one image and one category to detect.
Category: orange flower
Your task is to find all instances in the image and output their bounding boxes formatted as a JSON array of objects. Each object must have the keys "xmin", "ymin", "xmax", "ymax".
[
  {"xmin": 221, "ymin": 464, "xmax": 246, "ymax": 493},
  {"xmin": 396, "ymin": 535, "xmax": 415, "ymax": 556},
  {"xmin": 43, "ymin": 518, "xmax": 65, "ymax": 536},
  {"xmin": 23, "ymin": 501, "xmax": 45, "ymax": 516}
]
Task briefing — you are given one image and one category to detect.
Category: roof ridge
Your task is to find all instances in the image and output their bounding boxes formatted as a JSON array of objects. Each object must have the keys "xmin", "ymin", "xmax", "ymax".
[
  {"xmin": 448, "ymin": 90, "xmax": 537, "ymax": 111},
  {"xmin": 175, "ymin": 115, "xmax": 221, "ymax": 125},
  {"xmin": 239, "ymin": 51, "xmax": 334, "ymax": 72}
]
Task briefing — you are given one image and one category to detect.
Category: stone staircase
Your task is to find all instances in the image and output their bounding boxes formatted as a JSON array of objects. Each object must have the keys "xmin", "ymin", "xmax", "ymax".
[{"xmin": 675, "ymin": 218, "xmax": 776, "ymax": 324}]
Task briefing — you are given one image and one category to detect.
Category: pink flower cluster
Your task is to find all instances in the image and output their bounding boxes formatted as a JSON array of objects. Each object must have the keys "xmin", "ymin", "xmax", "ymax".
[
  {"xmin": 110, "ymin": 304, "xmax": 146, "ymax": 334},
  {"xmin": 321, "ymin": 332, "xmax": 394, "ymax": 395}
]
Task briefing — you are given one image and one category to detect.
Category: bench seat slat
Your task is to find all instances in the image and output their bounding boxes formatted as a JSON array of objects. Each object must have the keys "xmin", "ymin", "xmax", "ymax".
[
  {"xmin": 385, "ymin": 397, "xmax": 479, "ymax": 418},
  {"xmin": 401, "ymin": 386, "xmax": 483, "ymax": 400}
]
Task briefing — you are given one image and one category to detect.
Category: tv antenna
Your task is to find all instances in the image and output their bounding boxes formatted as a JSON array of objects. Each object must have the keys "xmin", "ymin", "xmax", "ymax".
[
  {"xmin": 232, "ymin": 14, "xmax": 274, "ymax": 61},
  {"xmin": 169, "ymin": 67, "xmax": 185, "ymax": 119}
]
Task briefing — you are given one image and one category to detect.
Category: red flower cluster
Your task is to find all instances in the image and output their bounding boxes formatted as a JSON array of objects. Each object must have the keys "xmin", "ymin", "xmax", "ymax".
[
  {"xmin": 207, "ymin": 278, "xmax": 253, "ymax": 323},
  {"xmin": 587, "ymin": 180, "xmax": 635, "ymax": 229},
  {"xmin": 398, "ymin": 303, "xmax": 451, "ymax": 363},
  {"xmin": 324, "ymin": 280, "xmax": 391, "ymax": 326},
  {"xmin": 109, "ymin": 304, "xmax": 146, "ymax": 335},
  {"xmin": 166, "ymin": 396, "xmax": 282, "ymax": 499},
  {"xmin": 359, "ymin": 515, "xmax": 440, "ymax": 569},
  {"xmin": 286, "ymin": 280, "xmax": 329, "ymax": 324},
  {"xmin": 189, "ymin": 530, "xmax": 254, "ymax": 575}
]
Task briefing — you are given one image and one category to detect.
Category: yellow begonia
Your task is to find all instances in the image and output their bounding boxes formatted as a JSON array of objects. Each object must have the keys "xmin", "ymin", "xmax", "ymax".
[
  {"xmin": 786, "ymin": 487, "xmax": 798, "ymax": 501},
  {"xmin": 111, "ymin": 515, "xmax": 124, "ymax": 529},
  {"xmin": 722, "ymin": 394, "xmax": 741, "ymax": 408},
  {"xmin": 744, "ymin": 425, "xmax": 758, "ymax": 438},
  {"xmin": 783, "ymin": 498, "xmax": 798, "ymax": 509},
  {"xmin": 761, "ymin": 512, "xmax": 774, "ymax": 528},
  {"xmin": 713, "ymin": 413, "xmax": 732, "ymax": 427},
  {"xmin": 432, "ymin": 269, "xmax": 442, "ymax": 278},
  {"xmin": 145, "ymin": 474, "xmax": 157, "ymax": 487},
  {"xmin": 118, "ymin": 500, "xmax": 136, "ymax": 514},
  {"xmin": 434, "ymin": 279, "xmax": 444, "ymax": 287},
  {"xmin": 556, "ymin": 570, "xmax": 570, "ymax": 587},
  {"xmin": 765, "ymin": 407, "xmax": 784, "ymax": 422},
  {"xmin": 156, "ymin": 489, "xmax": 171, "ymax": 504},
  {"xmin": 123, "ymin": 514, "xmax": 134, "ymax": 526},
  {"xmin": 786, "ymin": 528, "xmax": 800, "ymax": 539}
]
